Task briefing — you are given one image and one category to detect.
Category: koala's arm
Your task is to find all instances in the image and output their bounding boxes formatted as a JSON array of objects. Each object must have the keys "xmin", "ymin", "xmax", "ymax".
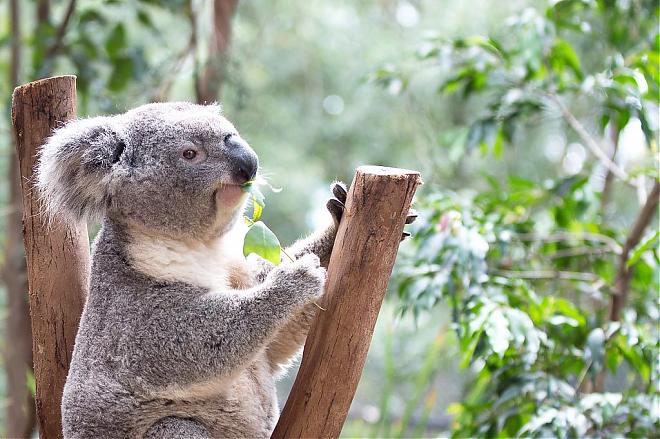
[
  {"xmin": 256, "ymin": 183, "xmax": 347, "ymax": 370},
  {"xmin": 260, "ymin": 182, "xmax": 416, "ymax": 370},
  {"xmin": 152, "ymin": 254, "xmax": 324, "ymax": 388}
]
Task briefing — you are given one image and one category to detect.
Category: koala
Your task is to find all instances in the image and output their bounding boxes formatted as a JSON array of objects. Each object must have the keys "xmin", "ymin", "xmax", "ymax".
[
  {"xmin": 36, "ymin": 102, "xmax": 353, "ymax": 439},
  {"xmin": 37, "ymin": 102, "xmax": 415, "ymax": 438}
]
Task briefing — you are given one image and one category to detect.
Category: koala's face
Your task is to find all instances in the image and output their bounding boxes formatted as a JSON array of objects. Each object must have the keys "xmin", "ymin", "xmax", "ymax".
[{"xmin": 37, "ymin": 102, "xmax": 258, "ymax": 241}]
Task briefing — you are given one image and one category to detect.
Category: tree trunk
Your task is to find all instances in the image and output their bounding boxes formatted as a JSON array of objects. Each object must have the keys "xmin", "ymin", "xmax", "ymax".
[
  {"xmin": 196, "ymin": 0, "xmax": 238, "ymax": 103},
  {"xmin": 609, "ymin": 180, "xmax": 660, "ymax": 321},
  {"xmin": 3, "ymin": 0, "xmax": 37, "ymax": 436},
  {"xmin": 11, "ymin": 76, "xmax": 89, "ymax": 439},
  {"xmin": 272, "ymin": 166, "xmax": 422, "ymax": 439},
  {"xmin": 2, "ymin": 163, "xmax": 35, "ymax": 439}
]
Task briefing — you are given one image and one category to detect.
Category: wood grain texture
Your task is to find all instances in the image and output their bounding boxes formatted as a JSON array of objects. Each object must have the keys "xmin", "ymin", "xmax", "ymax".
[
  {"xmin": 11, "ymin": 76, "xmax": 89, "ymax": 439},
  {"xmin": 272, "ymin": 165, "xmax": 421, "ymax": 439}
]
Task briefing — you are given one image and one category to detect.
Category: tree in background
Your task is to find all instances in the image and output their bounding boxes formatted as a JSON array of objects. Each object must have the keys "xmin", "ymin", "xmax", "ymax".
[
  {"xmin": 378, "ymin": 0, "xmax": 659, "ymax": 436},
  {"xmin": 196, "ymin": 0, "xmax": 238, "ymax": 103}
]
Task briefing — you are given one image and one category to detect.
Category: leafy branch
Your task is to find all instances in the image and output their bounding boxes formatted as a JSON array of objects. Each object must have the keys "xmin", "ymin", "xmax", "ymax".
[{"xmin": 241, "ymin": 181, "xmax": 292, "ymax": 265}]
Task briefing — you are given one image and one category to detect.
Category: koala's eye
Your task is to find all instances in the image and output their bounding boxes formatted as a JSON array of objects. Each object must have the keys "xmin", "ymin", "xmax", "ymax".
[{"xmin": 182, "ymin": 149, "xmax": 197, "ymax": 160}]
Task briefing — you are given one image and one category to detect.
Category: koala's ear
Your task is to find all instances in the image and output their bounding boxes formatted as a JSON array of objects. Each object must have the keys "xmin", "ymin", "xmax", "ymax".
[{"xmin": 36, "ymin": 116, "xmax": 127, "ymax": 222}]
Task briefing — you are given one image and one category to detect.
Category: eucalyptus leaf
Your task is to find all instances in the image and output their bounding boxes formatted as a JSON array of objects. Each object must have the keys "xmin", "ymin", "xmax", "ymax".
[
  {"xmin": 243, "ymin": 221, "xmax": 281, "ymax": 265},
  {"xmin": 242, "ymin": 182, "xmax": 266, "ymax": 222}
]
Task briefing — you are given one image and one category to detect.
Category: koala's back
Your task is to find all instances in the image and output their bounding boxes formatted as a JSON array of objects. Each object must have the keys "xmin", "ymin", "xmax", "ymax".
[{"xmin": 62, "ymin": 222, "xmax": 279, "ymax": 438}]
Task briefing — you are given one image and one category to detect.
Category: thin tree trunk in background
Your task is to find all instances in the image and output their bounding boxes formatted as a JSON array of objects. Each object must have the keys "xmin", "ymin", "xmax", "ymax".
[
  {"xmin": 36, "ymin": 0, "xmax": 49, "ymax": 24},
  {"xmin": 2, "ymin": 0, "xmax": 37, "ymax": 437},
  {"xmin": 196, "ymin": 0, "xmax": 238, "ymax": 103},
  {"xmin": 609, "ymin": 180, "xmax": 660, "ymax": 322},
  {"xmin": 12, "ymin": 76, "xmax": 89, "ymax": 439}
]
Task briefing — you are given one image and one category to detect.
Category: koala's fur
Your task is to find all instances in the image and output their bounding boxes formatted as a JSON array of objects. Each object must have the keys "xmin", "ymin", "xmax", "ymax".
[{"xmin": 36, "ymin": 102, "xmax": 345, "ymax": 438}]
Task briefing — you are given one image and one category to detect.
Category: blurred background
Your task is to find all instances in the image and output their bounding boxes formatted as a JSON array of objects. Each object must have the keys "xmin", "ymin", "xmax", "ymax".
[{"xmin": 0, "ymin": 0, "xmax": 658, "ymax": 437}]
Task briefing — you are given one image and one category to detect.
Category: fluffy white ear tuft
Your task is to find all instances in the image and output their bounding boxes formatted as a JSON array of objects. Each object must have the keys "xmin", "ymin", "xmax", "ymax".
[{"xmin": 36, "ymin": 116, "xmax": 126, "ymax": 223}]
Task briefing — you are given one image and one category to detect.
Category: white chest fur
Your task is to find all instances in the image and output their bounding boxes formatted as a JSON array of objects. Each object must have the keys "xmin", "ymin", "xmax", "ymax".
[{"xmin": 126, "ymin": 224, "xmax": 248, "ymax": 291}]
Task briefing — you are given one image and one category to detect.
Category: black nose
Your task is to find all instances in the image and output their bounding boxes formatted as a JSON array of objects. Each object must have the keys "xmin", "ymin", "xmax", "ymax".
[{"xmin": 227, "ymin": 137, "xmax": 258, "ymax": 184}]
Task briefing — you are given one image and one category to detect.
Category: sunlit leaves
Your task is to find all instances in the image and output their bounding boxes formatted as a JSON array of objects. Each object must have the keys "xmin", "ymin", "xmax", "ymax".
[
  {"xmin": 549, "ymin": 38, "xmax": 584, "ymax": 82},
  {"xmin": 374, "ymin": 0, "xmax": 658, "ymax": 160}
]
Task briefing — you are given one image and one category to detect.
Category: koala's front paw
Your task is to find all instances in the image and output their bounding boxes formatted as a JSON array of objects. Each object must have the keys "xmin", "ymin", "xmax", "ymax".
[
  {"xmin": 325, "ymin": 181, "xmax": 418, "ymax": 241},
  {"xmin": 271, "ymin": 254, "xmax": 326, "ymax": 305},
  {"xmin": 326, "ymin": 181, "xmax": 347, "ymax": 227}
]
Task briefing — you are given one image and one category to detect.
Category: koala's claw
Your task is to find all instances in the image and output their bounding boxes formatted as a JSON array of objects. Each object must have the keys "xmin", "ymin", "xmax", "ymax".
[
  {"xmin": 401, "ymin": 209, "xmax": 418, "ymax": 241},
  {"xmin": 327, "ymin": 182, "xmax": 347, "ymax": 226},
  {"xmin": 327, "ymin": 182, "xmax": 417, "ymax": 241},
  {"xmin": 405, "ymin": 209, "xmax": 418, "ymax": 224},
  {"xmin": 332, "ymin": 182, "xmax": 347, "ymax": 203},
  {"xmin": 326, "ymin": 199, "xmax": 345, "ymax": 226}
]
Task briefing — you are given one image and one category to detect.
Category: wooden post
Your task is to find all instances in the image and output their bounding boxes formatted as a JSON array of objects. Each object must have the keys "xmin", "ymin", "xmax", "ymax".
[
  {"xmin": 272, "ymin": 166, "xmax": 421, "ymax": 439},
  {"xmin": 11, "ymin": 76, "xmax": 89, "ymax": 439}
]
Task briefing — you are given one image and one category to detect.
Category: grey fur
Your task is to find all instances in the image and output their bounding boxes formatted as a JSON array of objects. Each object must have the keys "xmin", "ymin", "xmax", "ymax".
[{"xmin": 36, "ymin": 102, "xmax": 342, "ymax": 438}]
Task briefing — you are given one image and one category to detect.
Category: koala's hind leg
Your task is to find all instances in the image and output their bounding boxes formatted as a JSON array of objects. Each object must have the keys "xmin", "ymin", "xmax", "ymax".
[{"xmin": 144, "ymin": 417, "xmax": 213, "ymax": 439}]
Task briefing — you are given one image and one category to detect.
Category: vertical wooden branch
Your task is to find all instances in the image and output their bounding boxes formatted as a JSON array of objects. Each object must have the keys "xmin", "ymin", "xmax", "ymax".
[
  {"xmin": 272, "ymin": 166, "xmax": 421, "ymax": 439},
  {"xmin": 11, "ymin": 76, "xmax": 89, "ymax": 439},
  {"xmin": 196, "ymin": 0, "xmax": 238, "ymax": 103}
]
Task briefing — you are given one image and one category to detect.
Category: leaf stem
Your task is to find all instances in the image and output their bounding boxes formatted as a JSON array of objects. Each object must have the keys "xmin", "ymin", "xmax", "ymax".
[{"xmin": 280, "ymin": 247, "xmax": 295, "ymax": 262}]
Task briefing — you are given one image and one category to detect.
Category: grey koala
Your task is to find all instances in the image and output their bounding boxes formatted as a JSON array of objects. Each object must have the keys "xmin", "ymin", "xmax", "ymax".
[{"xmin": 36, "ymin": 102, "xmax": 351, "ymax": 438}]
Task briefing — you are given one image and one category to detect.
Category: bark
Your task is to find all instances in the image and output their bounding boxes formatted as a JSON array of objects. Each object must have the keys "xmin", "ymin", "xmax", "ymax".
[
  {"xmin": 196, "ymin": 0, "xmax": 238, "ymax": 103},
  {"xmin": 11, "ymin": 76, "xmax": 89, "ymax": 439},
  {"xmin": 608, "ymin": 180, "xmax": 660, "ymax": 322},
  {"xmin": 36, "ymin": 0, "xmax": 50, "ymax": 24},
  {"xmin": 2, "ymin": 0, "xmax": 37, "ymax": 436},
  {"xmin": 272, "ymin": 166, "xmax": 422, "ymax": 439}
]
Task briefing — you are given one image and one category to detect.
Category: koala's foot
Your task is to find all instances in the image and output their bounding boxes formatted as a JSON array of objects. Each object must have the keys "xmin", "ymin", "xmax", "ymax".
[
  {"xmin": 326, "ymin": 181, "xmax": 418, "ymax": 240},
  {"xmin": 269, "ymin": 254, "xmax": 326, "ymax": 305}
]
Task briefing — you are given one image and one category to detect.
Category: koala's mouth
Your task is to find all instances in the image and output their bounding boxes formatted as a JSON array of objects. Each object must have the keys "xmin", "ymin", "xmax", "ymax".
[{"xmin": 214, "ymin": 183, "xmax": 248, "ymax": 207}]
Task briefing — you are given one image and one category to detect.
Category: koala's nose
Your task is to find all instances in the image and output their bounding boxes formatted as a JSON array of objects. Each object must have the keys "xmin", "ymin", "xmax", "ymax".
[{"xmin": 227, "ymin": 137, "xmax": 258, "ymax": 184}]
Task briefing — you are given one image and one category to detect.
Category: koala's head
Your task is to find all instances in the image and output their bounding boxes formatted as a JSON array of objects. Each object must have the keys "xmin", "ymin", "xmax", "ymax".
[{"xmin": 37, "ymin": 102, "xmax": 258, "ymax": 241}]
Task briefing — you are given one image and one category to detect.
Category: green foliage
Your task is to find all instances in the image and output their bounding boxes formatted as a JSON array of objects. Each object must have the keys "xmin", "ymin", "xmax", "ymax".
[
  {"xmin": 382, "ymin": 1, "xmax": 659, "ymax": 437},
  {"xmin": 396, "ymin": 180, "xmax": 658, "ymax": 437},
  {"xmin": 375, "ymin": 0, "xmax": 659, "ymax": 160}
]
